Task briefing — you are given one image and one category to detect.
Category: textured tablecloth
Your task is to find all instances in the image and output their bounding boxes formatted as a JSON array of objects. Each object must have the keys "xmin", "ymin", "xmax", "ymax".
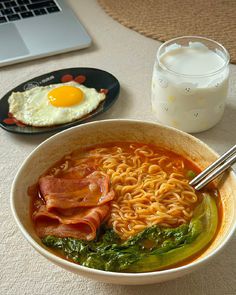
[{"xmin": 0, "ymin": 1, "xmax": 236, "ymax": 294}]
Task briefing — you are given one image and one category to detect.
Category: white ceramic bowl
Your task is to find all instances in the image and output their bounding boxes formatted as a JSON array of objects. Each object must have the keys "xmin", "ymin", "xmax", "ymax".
[{"xmin": 11, "ymin": 119, "xmax": 236, "ymax": 285}]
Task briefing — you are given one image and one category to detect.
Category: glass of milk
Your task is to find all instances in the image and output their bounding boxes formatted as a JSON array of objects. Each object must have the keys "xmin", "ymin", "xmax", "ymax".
[{"xmin": 151, "ymin": 36, "xmax": 230, "ymax": 133}]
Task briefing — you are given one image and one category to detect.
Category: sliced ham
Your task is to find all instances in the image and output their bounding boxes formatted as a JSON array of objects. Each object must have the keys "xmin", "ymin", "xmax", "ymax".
[
  {"xmin": 33, "ymin": 204, "xmax": 110, "ymax": 240},
  {"xmin": 39, "ymin": 172, "xmax": 114, "ymax": 210},
  {"xmin": 39, "ymin": 171, "xmax": 115, "ymax": 210},
  {"xmin": 33, "ymin": 169, "xmax": 114, "ymax": 241},
  {"xmin": 62, "ymin": 164, "xmax": 96, "ymax": 179}
]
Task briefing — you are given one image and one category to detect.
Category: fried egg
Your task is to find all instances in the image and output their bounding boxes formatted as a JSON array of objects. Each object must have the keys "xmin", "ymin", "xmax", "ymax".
[{"xmin": 8, "ymin": 81, "xmax": 106, "ymax": 127}]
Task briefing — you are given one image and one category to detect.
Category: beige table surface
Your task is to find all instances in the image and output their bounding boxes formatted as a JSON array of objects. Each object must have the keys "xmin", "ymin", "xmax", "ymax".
[{"xmin": 1, "ymin": 1, "xmax": 236, "ymax": 294}]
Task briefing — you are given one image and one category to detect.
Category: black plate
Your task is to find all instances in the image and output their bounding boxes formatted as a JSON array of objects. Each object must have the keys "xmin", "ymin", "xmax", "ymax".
[{"xmin": 0, "ymin": 68, "xmax": 120, "ymax": 135}]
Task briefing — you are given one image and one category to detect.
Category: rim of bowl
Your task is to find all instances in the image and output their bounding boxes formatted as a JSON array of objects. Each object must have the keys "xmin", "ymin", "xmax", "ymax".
[{"xmin": 10, "ymin": 119, "xmax": 236, "ymax": 279}]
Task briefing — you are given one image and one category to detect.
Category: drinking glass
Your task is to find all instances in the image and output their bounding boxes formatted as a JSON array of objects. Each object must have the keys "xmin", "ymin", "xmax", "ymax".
[{"xmin": 151, "ymin": 36, "xmax": 230, "ymax": 133}]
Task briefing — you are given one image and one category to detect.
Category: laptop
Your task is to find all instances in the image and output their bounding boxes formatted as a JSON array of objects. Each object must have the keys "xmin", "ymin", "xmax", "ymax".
[{"xmin": 0, "ymin": 0, "xmax": 92, "ymax": 67}]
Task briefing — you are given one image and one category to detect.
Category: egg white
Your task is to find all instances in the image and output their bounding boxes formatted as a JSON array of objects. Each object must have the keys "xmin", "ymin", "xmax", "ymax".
[{"xmin": 8, "ymin": 81, "xmax": 106, "ymax": 127}]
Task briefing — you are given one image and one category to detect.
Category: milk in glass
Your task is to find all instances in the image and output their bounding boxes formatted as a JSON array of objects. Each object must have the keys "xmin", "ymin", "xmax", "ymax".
[{"xmin": 152, "ymin": 37, "xmax": 229, "ymax": 133}]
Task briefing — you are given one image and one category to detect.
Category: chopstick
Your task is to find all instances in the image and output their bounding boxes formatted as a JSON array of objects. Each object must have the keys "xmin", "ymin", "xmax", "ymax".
[{"xmin": 189, "ymin": 144, "xmax": 236, "ymax": 190}]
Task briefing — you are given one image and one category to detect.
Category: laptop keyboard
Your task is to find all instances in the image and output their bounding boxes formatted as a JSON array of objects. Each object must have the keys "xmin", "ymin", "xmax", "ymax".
[{"xmin": 0, "ymin": 0, "xmax": 61, "ymax": 23}]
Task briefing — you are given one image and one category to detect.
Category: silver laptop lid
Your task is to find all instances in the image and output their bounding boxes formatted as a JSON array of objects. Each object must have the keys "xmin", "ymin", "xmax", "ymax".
[{"xmin": 0, "ymin": 0, "xmax": 91, "ymax": 67}]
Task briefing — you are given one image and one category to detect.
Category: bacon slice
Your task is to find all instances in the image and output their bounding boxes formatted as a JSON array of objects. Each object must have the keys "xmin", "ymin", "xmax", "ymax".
[
  {"xmin": 61, "ymin": 159, "xmax": 100, "ymax": 179},
  {"xmin": 33, "ymin": 204, "xmax": 110, "ymax": 240},
  {"xmin": 33, "ymin": 170, "xmax": 114, "ymax": 240},
  {"xmin": 39, "ymin": 172, "xmax": 115, "ymax": 210},
  {"xmin": 62, "ymin": 165, "xmax": 96, "ymax": 179}
]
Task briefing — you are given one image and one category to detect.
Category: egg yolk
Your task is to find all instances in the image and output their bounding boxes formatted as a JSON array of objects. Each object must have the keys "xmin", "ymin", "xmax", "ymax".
[{"xmin": 48, "ymin": 86, "xmax": 84, "ymax": 107}]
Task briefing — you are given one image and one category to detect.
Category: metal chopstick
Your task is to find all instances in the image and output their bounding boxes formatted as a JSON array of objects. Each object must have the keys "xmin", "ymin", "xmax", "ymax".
[
  {"xmin": 193, "ymin": 152, "xmax": 236, "ymax": 190},
  {"xmin": 189, "ymin": 144, "xmax": 236, "ymax": 188},
  {"xmin": 189, "ymin": 145, "xmax": 236, "ymax": 185}
]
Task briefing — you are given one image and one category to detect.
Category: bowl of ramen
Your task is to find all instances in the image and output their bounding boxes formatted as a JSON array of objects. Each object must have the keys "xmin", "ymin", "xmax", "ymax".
[{"xmin": 11, "ymin": 119, "xmax": 236, "ymax": 285}]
